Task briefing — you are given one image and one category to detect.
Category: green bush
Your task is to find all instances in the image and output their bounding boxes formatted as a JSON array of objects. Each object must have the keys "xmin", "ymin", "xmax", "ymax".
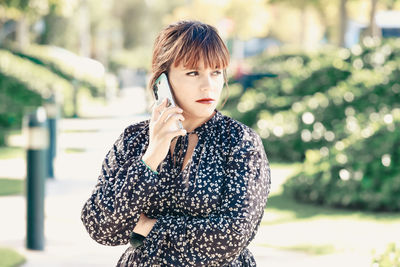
[
  {"xmin": 224, "ymin": 39, "xmax": 400, "ymax": 211},
  {"xmin": 0, "ymin": 72, "xmax": 43, "ymax": 145},
  {"xmin": 256, "ymin": 63, "xmax": 399, "ymax": 161},
  {"xmin": 0, "ymin": 49, "xmax": 75, "ymax": 144},
  {"xmin": 225, "ymin": 51, "xmax": 352, "ymax": 161},
  {"xmin": 225, "ymin": 40, "xmax": 400, "ymax": 162},
  {"xmin": 284, "ymin": 110, "xmax": 400, "ymax": 211},
  {"xmin": 371, "ymin": 243, "xmax": 400, "ymax": 267},
  {"xmin": 344, "ymin": 37, "xmax": 400, "ymax": 70},
  {"xmin": 6, "ymin": 44, "xmax": 105, "ymax": 97}
]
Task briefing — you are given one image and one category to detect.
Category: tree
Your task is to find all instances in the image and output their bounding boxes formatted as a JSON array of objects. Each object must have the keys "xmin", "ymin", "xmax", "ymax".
[
  {"xmin": 269, "ymin": 0, "xmax": 329, "ymax": 47},
  {"xmin": 112, "ymin": 0, "xmax": 181, "ymax": 49},
  {"xmin": 165, "ymin": 0, "xmax": 270, "ymax": 61},
  {"xmin": 338, "ymin": 0, "xmax": 348, "ymax": 47},
  {"xmin": 0, "ymin": 0, "xmax": 64, "ymax": 49},
  {"xmin": 367, "ymin": 0, "xmax": 380, "ymax": 39}
]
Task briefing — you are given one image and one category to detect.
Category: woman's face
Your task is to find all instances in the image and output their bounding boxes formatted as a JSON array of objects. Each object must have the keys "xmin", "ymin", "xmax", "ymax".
[{"xmin": 168, "ymin": 61, "xmax": 225, "ymax": 120}]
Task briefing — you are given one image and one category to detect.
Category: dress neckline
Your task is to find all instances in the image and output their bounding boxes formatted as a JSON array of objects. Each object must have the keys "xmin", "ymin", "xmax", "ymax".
[
  {"xmin": 161, "ymin": 109, "xmax": 221, "ymax": 178},
  {"xmin": 186, "ymin": 109, "xmax": 221, "ymax": 136}
]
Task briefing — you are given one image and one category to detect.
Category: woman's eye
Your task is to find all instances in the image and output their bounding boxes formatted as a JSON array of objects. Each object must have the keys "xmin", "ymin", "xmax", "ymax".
[
  {"xmin": 213, "ymin": 70, "xmax": 222, "ymax": 76},
  {"xmin": 186, "ymin": 71, "xmax": 199, "ymax": 76}
]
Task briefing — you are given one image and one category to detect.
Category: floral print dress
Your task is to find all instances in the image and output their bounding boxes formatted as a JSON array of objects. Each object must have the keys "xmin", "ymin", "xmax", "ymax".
[{"xmin": 81, "ymin": 110, "xmax": 271, "ymax": 266}]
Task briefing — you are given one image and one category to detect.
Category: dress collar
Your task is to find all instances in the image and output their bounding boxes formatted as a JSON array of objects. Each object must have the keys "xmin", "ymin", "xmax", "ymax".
[{"xmin": 188, "ymin": 109, "xmax": 222, "ymax": 136}]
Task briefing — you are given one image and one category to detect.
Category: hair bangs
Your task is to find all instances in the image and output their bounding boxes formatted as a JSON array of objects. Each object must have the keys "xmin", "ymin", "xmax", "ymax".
[{"xmin": 173, "ymin": 25, "xmax": 229, "ymax": 70}]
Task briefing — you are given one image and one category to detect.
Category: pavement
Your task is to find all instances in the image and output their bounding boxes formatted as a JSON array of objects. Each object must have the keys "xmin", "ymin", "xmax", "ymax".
[{"xmin": 0, "ymin": 87, "xmax": 371, "ymax": 266}]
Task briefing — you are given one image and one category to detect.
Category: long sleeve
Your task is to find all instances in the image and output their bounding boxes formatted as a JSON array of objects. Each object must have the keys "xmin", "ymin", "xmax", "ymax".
[
  {"xmin": 143, "ymin": 132, "xmax": 271, "ymax": 266},
  {"xmin": 81, "ymin": 124, "xmax": 159, "ymax": 246}
]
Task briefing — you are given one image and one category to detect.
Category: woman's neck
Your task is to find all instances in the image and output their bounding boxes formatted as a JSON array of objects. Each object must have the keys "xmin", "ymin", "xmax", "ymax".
[{"xmin": 181, "ymin": 110, "xmax": 216, "ymax": 133}]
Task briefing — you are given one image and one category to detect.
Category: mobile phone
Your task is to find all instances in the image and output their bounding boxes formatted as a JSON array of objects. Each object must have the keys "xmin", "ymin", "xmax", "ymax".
[{"xmin": 153, "ymin": 73, "xmax": 184, "ymax": 130}]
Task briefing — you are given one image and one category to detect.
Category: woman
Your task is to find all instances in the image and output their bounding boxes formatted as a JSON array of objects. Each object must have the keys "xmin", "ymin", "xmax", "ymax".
[{"xmin": 81, "ymin": 20, "xmax": 271, "ymax": 266}]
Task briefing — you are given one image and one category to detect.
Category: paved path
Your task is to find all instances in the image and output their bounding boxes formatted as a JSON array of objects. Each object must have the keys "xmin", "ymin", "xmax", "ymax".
[{"xmin": 0, "ymin": 87, "xmax": 370, "ymax": 266}]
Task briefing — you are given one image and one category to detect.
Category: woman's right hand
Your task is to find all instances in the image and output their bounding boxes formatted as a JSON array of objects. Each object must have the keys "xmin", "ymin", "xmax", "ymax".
[{"xmin": 142, "ymin": 98, "xmax": 187, "ymax": 172}]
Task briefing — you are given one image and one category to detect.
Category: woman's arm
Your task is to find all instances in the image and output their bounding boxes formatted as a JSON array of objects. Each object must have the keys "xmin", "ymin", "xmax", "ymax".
[
  {"xmin": 81, "ymin": 98, "xmax": 187, "ymax": 246},
  {"xmin": 143, "ymin": 134, "xmax": 271, "ymax": 266},
  {"xmin": 80, "ymin": 126, "xmax": 160, "ymax": 246}
]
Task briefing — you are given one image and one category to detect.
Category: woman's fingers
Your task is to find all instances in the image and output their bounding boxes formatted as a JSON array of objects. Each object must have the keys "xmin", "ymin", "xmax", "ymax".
[
  {"xmin": 158, "ymin": 105, "xmax": 183, "ymax": 125},
  {"xmin": 144, "ymin": 98, "xmax": 186, "ymax": 169},
  {"xmin": 164, "ymin": 113, "xmax": 185, "ymax": 130},
  {"xmin": 152, "ymin": 98, "xmax": 168, "ymax": 121},
  {"xmin": 150, "ymin": 97, "xmax": 185, "ymax": 138}
]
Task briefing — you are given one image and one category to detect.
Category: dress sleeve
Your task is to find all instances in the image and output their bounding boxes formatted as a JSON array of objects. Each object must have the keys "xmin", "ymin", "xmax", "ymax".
[
  {"xmin": 81, "ymin": 124, "xmax": 159, "ymax": 246},
  {"xmin": 143, "ymin": 133, "xmax": 271, "ymax": 266}
]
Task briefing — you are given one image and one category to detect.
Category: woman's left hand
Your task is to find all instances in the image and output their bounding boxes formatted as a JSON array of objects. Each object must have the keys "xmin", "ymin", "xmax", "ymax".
[{"xmin": 133, "ymin": 213, "xmax": 157, "ymax": 237}]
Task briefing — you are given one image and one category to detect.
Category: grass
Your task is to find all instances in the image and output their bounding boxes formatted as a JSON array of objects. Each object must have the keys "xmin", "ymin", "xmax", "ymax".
[
  {"xmin": 0, "ymin": 147, "xmax": 24, "ymax": 160},
  {"xmin": 62, "ymin": 129, "xmax": 100, "ymax": 133},
  {"xmin": 0, "ymin": 145, "xmax": 84, "ymax": 160},
  {"xmin": 283, "ymin": 244, "xmax": 336, "ymax": 255},
  {"xmin": 265, "ymin": 193, "xmax": 400, "ymax": 224},
  {"xmin": 0, "ymin": 247, "xmax": 25, "ymax": 267},
  {"xmin": 64, "ymin": 148, "xmax": 86, "ymax": 153},
  {"xmin": 258, "ymin": 243, "xmax": 336, "ymax": 255},
  {"xmin": 0, "ymin": 179, "xmax": 24, "ymax": 196},
  {"xmin": 256, "ymin": 162, "xmax": 400, "ymax": 257}
]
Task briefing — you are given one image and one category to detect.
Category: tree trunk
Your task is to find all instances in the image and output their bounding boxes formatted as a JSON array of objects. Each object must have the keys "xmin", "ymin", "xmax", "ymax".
[
  {"xmin": 368, "ymin": 0, "xmax": 380, "ymax": 38},
  {"xmin": 315, "ymin": 4, "xmax": 328, "ymax": 33},
  {"xmin": 93, "ymin": 29, "xmax": 109, "ymax": 67},
  {"xmin": 16, "ymin": 15, "xmax": 29, "ymax": 50},
  {"xmin": 300, "ymin": 5, "xmax": 307, "ymax": 47},
  {"xmin": 314, "ymin": 3, "xmax": 331, "ymax": 44},
  {"xmin": 78, "ymin": 0, "xmax": 91, "ymax": 57},
  {"xmin": 339, "ymin": 0, "xmax": 348, "ymax": 47}
]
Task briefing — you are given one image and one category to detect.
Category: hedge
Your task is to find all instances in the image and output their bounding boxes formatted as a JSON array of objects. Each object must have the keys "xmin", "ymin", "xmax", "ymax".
[
  {"xmin": 6, "ymin": 43, "xmax": 105, "ymax": 97},
  {"xmin": 0, "ymin": 49, "xmax": 73, "ymax": 144},
  {"xmin": 224, "ymin": 39, "xmax": 400, "ymax": 211},
  {"xmin": 283, "ymin": 108, "xmax": 400, "ymax": 211}
]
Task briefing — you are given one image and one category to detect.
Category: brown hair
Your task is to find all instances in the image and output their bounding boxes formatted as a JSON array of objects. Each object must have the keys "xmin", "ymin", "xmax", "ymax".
[{"xmin": 149, "ymin": 20, "xmax": 230, "ymax": 108}]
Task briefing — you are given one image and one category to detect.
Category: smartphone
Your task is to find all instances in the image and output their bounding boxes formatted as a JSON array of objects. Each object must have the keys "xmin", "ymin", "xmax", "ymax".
[{"xmin": 153, "ymin": 73, "xmax": 184, "ymax": 130}]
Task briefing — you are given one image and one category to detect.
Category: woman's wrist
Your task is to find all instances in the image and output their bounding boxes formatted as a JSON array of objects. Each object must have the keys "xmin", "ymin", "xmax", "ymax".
[
  {"xmin": 141, "ymin": 154, "xmax": 160, "ymax": 174},
  {"xmin": 133, "ymin": 214, "xmax": 157, "ymax": 237},
  {"xmin": 143, "ymin": 218, "xmax": 157, "ymax": 236}
]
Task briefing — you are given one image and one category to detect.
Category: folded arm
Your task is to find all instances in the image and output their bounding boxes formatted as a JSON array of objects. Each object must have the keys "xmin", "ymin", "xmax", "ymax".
[
  {"xmin": 143, "ymin": 135, "xmax": 271, "ymax": 266},
  {"xmin": 81, "ymin": 126, "xmax": 159, "ymax": 246}
]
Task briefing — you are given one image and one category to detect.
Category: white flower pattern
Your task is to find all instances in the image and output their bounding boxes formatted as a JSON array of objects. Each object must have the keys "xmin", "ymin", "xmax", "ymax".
[{"xmin": 81, "ymin": 110, "xmax": 271, "ymax": 266}]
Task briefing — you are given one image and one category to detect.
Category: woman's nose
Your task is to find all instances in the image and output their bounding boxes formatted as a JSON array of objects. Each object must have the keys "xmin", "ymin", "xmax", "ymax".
[{"xmin": 200, "ymin": 75, "xmax": 213, "ymax": 91}]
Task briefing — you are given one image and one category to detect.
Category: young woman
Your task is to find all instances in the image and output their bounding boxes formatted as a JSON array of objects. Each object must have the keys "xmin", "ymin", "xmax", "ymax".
[{"xmin": 81, "ymin": 20, "xmax": 271, "ymax": 266}]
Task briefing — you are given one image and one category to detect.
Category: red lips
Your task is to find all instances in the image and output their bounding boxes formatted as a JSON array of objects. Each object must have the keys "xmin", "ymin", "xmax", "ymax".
[{"xmin": 196, "ymin": 98, "xmax": 215, "ymax": 103}]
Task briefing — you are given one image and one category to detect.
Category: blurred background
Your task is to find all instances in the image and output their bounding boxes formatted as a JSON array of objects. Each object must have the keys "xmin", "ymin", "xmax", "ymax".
[{"xmin": 1, "ymin": 0, "xmax": 400, "ymax": 266}]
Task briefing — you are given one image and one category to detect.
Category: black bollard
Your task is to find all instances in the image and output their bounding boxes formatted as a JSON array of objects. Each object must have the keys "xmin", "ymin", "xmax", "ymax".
[
  {"xmin": 25, "ymin": 107, "xmax": 48, "ymax": 250},
  {"xmin": 45, "ymin": 95, "xmax": 58, "ymax": 179}
]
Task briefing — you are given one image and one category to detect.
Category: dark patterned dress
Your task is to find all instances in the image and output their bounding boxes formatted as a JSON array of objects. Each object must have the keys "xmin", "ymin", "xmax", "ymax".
[{"xmin": 81, "ymin": 110, "xmax": 271, "ymax": 266}]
